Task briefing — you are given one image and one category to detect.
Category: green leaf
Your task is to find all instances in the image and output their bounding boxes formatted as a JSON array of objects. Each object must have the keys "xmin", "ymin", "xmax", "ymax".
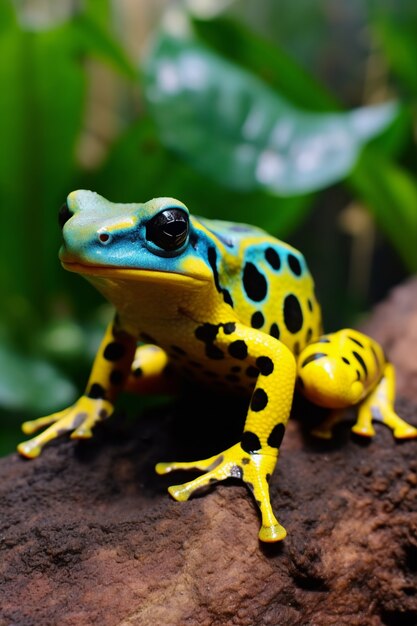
[
  {"xmin": 0, "ymin": 341, "xmax": 76, "ymax": 414},
  {"xmin": 144, "ymin": 34, "xmax": 398, "ymax": 196},
  {"xmin": 349, "ymin": 149, "xmax": 417, "ymax": 272},
  {"xmin": 192, "ymin": 16, "xmax": 339, "ymax": 111}
]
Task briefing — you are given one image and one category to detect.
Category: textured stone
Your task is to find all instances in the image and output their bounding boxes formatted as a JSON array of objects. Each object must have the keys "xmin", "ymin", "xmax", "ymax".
[{"xmin": 1, "ymin": 280, "xmax": 417, "ymax": 626}]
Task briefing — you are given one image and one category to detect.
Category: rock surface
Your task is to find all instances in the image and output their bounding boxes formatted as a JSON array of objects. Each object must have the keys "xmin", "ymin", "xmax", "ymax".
[{"xmin": 1, "ymin": 280, "xmax": 417, "ymax": 626}]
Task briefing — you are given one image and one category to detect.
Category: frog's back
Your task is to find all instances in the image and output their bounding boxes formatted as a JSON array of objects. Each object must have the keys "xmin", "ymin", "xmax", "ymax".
[{"xmin": 194, "ymin": 215, "xmax": 322, "ymax": 355}]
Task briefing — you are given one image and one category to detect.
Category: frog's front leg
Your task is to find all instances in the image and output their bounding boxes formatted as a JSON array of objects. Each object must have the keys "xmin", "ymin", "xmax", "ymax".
[
  {"xmin": 18, "ymin": 318, "xmax": 137, "ymax": 458},
  {"xmin": 156, "ymin": 323, "xmax": 296, "ymax": 543}
]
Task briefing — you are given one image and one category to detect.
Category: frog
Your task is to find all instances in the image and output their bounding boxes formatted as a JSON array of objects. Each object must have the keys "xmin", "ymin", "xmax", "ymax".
[
  {"xmin": 296, "ymin": 328, "xmax": 417, "ymax": 440},
  {"xmin": 18, "ymin": 191, "xmax": 417, "ymax": 541},
  {"xmin": 18, "ymin": 190, "xmax": 324, "ymax": 542}
]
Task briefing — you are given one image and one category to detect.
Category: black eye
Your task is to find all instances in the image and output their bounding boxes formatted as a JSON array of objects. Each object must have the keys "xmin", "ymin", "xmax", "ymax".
[
  {"xmin": 146, "ymin": 208, "xmax": 189, "ymax": 251},
  {"xmin": 58, "ymin": 202, "xmax": 74, "ymax": 229}
]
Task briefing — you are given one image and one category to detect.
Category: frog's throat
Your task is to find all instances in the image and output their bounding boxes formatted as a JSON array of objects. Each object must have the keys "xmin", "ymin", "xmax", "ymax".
[{"xmin": 61, "ymin": 261, "xmax": 209, "ymax": 286}]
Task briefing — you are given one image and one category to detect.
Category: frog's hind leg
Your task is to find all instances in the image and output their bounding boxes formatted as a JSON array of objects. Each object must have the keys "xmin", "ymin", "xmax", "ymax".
[{"xmin": 352, "ymin": 363, "xmax": 417, "ymax": 439}]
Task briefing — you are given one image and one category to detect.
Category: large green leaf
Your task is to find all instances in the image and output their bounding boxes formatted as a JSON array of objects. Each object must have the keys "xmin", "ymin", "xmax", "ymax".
[{"xmin": 144, "ymin": 34, "xmax": 398, "ymax": 196}]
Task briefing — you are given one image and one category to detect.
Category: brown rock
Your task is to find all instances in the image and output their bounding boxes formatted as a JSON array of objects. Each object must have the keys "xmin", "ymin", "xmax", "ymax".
[{"xmin": 2, "ymin": 279, "xmax": 417, "ymax": 626}]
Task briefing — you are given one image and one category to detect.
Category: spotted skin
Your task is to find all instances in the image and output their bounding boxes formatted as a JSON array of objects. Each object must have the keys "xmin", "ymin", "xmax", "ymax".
[
  {"xmin": 297, "ymin": 328, "xmax": 417, "ymax": 440},
  {"xmin": 18, "ymin": 190, "xmax": 323, "ymax": 543}
]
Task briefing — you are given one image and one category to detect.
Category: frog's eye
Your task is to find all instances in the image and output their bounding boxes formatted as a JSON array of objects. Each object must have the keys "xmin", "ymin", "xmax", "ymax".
[
  {"xmin": 146, "ymin": 208, "xmax": 189, "ymax": 251},
  {"xmin": 59, "ymin": 202, "xmax": 74, "ymax": 229}
]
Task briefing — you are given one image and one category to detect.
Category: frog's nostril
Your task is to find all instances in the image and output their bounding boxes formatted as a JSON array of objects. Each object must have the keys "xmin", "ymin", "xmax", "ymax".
[{"xmin": 58, "ymin": 202, "xmax": 74, "ymax": 229}]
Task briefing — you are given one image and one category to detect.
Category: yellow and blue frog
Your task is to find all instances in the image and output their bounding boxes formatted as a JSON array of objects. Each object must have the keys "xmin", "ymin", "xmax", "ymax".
[{"xmin": 17, "ymin": 191, "xmax": 417, "ymax": 542}]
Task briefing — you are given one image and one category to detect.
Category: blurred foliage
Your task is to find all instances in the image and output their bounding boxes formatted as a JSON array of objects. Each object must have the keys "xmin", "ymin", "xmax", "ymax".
[{"xmin": 0, "ymin": 0, "xmax": 416, "ymax": 455}]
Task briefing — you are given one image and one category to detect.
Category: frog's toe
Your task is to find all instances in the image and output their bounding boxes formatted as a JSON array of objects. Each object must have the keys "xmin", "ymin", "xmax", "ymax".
[
  {"xmin": 155, "ymin": 462, "xmax": 172, "ymax": 475},
  {"xmin": 167, "ymin": 483, "xmax": 195, "ymax": 502},
  {"xmin": 21, "ymin": 411, "xmax": 68, "ymax": 435},
  {"xmin": 393, "ymin": 423, "xmax": 417, "ymax": 439},
  {"xmin": 17, "ymin": 440, "xmax": 43, "ymax": 459},
  {"xmin": 163, "ymin": 453, "xmax": 230, "ymax": 501},
  {"xmin": 21, "ymin": 421, "xmax": 41, "ymax": 436},
  {"xmin": 258, "ymin": 522, "xmax": 287, "ymax": 543},
  {"xmin": 351, "ymin": 423, "xmax": 376, "ymax": 437},
  {"xmin": 156, "ymin": 453, "xmax": 223, "ymax": 475}
]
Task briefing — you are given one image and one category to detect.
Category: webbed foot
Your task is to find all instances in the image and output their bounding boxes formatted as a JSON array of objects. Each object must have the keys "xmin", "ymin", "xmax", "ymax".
[
  {"xmin": 18, "ymin": 396, "xmax": 114, "ymax": 458},
  {"xmin": 156, "ymin": 443, "xmax": 286, "ymax": 542}
]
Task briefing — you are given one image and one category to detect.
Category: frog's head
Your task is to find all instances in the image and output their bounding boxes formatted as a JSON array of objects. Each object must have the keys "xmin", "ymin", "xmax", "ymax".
[{"xmin": 59, "ymin": 190, "xmax": 212, "ymax": 286}]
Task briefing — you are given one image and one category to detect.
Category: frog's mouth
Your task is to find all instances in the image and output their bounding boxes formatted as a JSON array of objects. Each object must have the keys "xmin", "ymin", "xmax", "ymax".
[{"xmin": 61, "ymin": 260, "xmax": 210, "ymax": 286}]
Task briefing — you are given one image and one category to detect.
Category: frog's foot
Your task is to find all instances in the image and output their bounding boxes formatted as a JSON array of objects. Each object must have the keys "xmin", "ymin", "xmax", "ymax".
[
  {"xmin": 156, "ymin": 443, "xmax": 286, "ymax": 543},
  {"xmin": 351, "ymin": 363, "xmax": 417, "ymax": 440},
  {"xmin": 352, "ymin": 403, "xmax": 417, "ymax": 440},
  {"xmin": 17, "ymin": 396, "xmax": 114, "ymax": 458}
]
